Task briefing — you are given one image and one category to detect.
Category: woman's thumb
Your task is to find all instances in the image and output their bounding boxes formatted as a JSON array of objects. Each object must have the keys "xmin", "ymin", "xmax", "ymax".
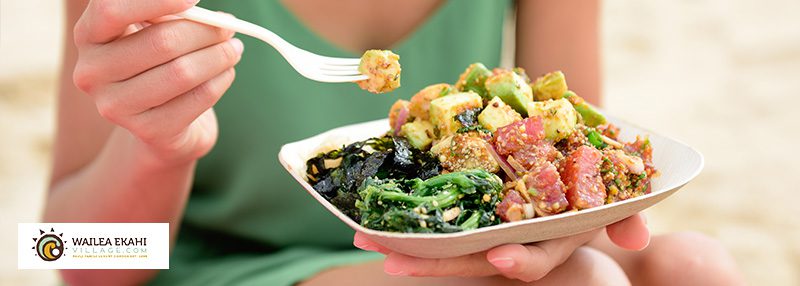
[{"xmin": 606, "ymin": 212, "xmax": 650, "ymax": 250}]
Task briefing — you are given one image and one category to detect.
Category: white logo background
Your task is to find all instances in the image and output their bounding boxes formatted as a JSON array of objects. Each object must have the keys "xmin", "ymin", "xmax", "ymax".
[{"xmin": 18, "ymin": 223, "xmax": 169, "ymax": 269}]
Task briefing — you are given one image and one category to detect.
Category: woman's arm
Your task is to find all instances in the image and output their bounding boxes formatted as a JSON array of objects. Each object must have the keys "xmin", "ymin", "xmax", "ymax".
[
  {"xmin": 515, "ymin": 0, "xmax": 601, "ymax": 105},
  {"xmin": 46, "ymin": 0, "xmax": 242, "ymax": 284}
]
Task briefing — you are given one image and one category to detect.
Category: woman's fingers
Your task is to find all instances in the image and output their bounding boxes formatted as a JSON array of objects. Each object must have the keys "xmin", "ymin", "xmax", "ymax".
[
  {"xmin": 356, "ymin": 229, "xmax": 604, "ymax": 280},
  {"xmin": 352, "ymin": 232, "xmax": 390, "ymax": 254},
  {"xmin": 485, "ymin": 228, "xmax": 602, "ymax": 282},
  {"xmin": 354, "ymin": 233, "xmax": 498, "ymax": 277},
  {"xmin": 132, "ymin": 67, "xmax": 236, "ymax": 145},
  {"xmin": 356, "ymin": 217, "xmax": 643, "ymax": 282},
  {"xmin": 96, "ymin": 38, "xmax": 244, "ymax": 117},
  {"xmin": 69, "ymin": 0, "xmax": 239, "ymax": 164},
  {"xmin": 606, "ymin": 213, "xmax": 650, "ymax": 250},
  {"xmin": 76, "ymin": 0, "xmax": 198, "ymax": 44},
  {"xmin": 486, "ymin": 244, "xmax": 547, "ymax": 281},
  {"xmin": 85, "ymin": 19, "xmax": 235, "ymax": 83},
  {"xmin": 383, "ymin": 252, "xmax": 498, "ymax": 277},
  {"xmin": 354, "ymin": 215, "xmax": 646, "ymax": 281}
]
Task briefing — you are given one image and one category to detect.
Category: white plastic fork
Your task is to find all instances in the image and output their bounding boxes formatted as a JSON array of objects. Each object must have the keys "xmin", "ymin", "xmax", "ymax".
[{"xmin": 177, "ymin": 6, "xmax": 368, "ymax": 83}]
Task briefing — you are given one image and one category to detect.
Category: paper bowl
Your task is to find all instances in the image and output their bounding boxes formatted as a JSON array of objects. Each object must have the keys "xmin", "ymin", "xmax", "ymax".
[{"xmin": 278, "ymin": 116, "xmax": 703, "ymax": 258}]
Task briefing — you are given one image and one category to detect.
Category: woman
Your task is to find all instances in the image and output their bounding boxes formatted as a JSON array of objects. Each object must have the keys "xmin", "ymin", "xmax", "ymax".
[{"xmin": 47, "ymin": 0, "xmax": 742, "ymax": 285}]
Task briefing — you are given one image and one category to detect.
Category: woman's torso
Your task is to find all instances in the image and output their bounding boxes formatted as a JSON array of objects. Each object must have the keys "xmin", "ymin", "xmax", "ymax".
[{"xmin": 184, "ymin": 0, "xmax": 512, "ymax": 249}]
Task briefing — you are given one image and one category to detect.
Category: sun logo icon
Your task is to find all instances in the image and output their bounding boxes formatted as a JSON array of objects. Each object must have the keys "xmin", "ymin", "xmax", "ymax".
[{"xmin": 32, "ymin": 228, "xmax": 66, "ymax": 262}]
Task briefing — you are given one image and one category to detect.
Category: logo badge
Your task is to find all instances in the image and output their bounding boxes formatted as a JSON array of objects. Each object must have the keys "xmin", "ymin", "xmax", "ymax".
[
  {"xmin": 19, "ymin": 223, "xmax": 169, "ymax": 269},
  {"xmin": 33, "ymin": 228, "xmax": 65, "ymax": 261}
]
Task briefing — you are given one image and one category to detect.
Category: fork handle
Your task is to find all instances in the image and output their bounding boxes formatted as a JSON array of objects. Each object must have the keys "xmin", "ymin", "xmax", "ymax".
[{"xmin": 177, "ymin": 6, "xmax": 294, "ymax": 53}]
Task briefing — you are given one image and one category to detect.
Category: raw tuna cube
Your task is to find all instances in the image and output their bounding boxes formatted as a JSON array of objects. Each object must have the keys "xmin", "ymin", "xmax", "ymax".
[
  {"xmin": 523, "ymin": 162, "xmax": 569, "ymax": 215},
  {"xmin": 494, "ymin": 117, "xmax": 545, "ymax": 156},
  {"xmin": 562, "ymin": 145, "xmax": 606, "ymax": 210},
  {"xmin": 496, "ymin": 189, "xmax": 527, "ymax": 222}
]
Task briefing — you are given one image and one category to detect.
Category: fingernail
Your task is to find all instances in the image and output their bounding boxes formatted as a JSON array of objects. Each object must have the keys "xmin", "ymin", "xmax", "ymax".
[
  {"xmin": 187, "ymin": 0, "xmax": 200, "ymax": 5},
  {"xmin": 230, "ymin": 38, "xmax": 244, "ymax": 54},
  {"xmin": 353, "ymin": 240, "xmax": 379, "ymax": 252},
  {"xmin": 360, "ymin": 244, "xmax": 380, "ymax": 252},
  {"xmin": 640, "ymin": 213, "xmax": 648, "ymax": 225},
  {"xmin": 489, "ymin": 257, "xmax": 515, "ymax": 269},
  {"xmin": 384, "ymin": 268, "xmax": 407, "ymax": 276}
]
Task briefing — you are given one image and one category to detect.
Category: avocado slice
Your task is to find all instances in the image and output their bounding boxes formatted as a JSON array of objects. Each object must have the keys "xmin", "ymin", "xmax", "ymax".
[
  {"xmin": 485, "ymin": 70, "xmax": 533, "ymax": 114},
  {"xmin": 455, "ymin": 63, "xmax": 493, "ymax": 100}
]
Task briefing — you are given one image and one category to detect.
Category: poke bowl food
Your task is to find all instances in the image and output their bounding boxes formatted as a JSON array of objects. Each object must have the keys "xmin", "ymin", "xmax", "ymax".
[
  {"xmin": 356, "ymin": 50, "xmax": 401, "ymax": 93},
  {"xmin": 305, "ymin": 63, "xmax": 658, "ymax": 234}
]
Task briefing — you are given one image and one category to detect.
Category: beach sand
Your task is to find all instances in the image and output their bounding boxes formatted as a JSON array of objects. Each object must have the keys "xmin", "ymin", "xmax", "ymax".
[{"xmin": 2, "ymin": 1, "xmax": 798, "ymax": 285}]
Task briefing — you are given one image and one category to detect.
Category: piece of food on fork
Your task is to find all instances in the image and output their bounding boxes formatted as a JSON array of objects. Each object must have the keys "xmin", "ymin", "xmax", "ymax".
[{"xmin": 356, "ymin": 50, "xmax": 402, "ymax": 93}]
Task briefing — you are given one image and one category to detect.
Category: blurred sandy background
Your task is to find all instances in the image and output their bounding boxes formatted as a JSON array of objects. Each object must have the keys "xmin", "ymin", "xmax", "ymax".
[{"xmin": 2, "ymin": 1, "xmax": 798, "ymax": 285}]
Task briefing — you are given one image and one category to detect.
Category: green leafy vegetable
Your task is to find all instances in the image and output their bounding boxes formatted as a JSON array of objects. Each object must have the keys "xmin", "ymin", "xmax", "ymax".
[{"xmin": 356, "ymin": 169, "xmax": 503, "ymax": 233}]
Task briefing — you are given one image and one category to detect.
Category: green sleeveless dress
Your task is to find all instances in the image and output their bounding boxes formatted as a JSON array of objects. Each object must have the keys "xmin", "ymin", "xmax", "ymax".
[{"xmin": 151, "ymin": 1, "xmax": 510, "ymax": 285}]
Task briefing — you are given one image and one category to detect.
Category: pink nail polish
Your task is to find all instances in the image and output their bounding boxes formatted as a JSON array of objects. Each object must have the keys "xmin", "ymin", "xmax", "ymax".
[{"xmin": 489, "ymin": 257, "xmax": 515, "ymax": 269}]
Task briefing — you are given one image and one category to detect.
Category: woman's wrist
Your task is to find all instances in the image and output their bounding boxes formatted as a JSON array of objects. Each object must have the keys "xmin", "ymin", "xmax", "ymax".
[{"xmin": 44, "ymin": 126, "xmax": 199, "ymax": 224}]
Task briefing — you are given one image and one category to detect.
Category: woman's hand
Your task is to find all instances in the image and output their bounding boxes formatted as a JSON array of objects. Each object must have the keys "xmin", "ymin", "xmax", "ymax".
[
  {"xmin": 353, "ymin": 213, "xmax": 649, "ymax": 282},
  {"xmin": 72, "ymin": 0, "xmax": 243, "ymax": 165}
]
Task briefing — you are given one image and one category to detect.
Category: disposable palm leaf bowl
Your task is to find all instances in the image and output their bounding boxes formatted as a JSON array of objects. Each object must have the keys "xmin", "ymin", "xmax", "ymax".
[{"xmin": 279, "ymin": 115, "xmax": 703, "ymax": 259}]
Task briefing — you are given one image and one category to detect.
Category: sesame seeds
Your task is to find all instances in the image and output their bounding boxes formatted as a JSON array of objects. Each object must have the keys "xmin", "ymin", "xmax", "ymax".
[{"xmin": 437, "ymin": 133, "xmax": 500, "ymax": 173}]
